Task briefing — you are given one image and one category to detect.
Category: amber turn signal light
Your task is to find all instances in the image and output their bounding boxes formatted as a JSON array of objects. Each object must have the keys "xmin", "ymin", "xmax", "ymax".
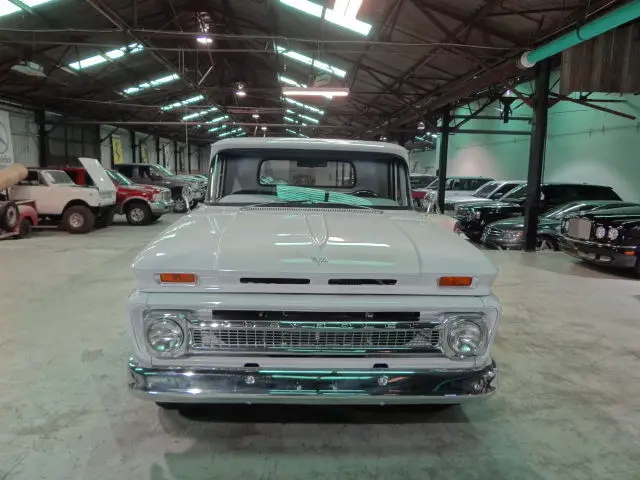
[
  {"xmin": 438, "ymin": 276, "xmax": 473, "ymax": 287},
  {"xmin": 159, "ymin": 273, "xmax": 198, "ymax": 284}
]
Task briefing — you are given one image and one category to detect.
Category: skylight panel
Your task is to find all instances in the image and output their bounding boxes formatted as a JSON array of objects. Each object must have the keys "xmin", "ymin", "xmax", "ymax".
[
  {"xmin": 276, "ymin": 46, "xmax": 347, "ymax": 78},
  {"xmin": 208, "ymin": 124, "xmax": 229, "ymax": 133},
  {"xmin": 181, "ymin": 106, "xmax": 218, "ymax": 119},
  {"xmin": 283, "ymin": 97, "xmax": 325, "ymax": 115},
  {"xmin": 279, "ymin": 0, "xmax": 371, "ymax": 37},
  {"xmin": 159, "ymin": 95, "xmax": 205, "ymax": 112},
  {"xmin": 0, "ymin": 0, "xmax": 55, "ymax": 18},
  {"xmin": 122, "ymin": 73, "xmax": 179, "ymax": 95},
  {"xmin": 68, "ymin": 44, "xmax": 144, "ymax": 71}
]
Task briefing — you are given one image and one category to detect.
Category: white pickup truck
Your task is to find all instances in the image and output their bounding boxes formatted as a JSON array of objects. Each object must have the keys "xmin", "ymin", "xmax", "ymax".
[
  {"xmin": 10, "ymin": 157, "xmax": 116, "ymax": 234},
  {"xmin": 127, "ymin": 138, "xmax": 501, "ymax": 407}
]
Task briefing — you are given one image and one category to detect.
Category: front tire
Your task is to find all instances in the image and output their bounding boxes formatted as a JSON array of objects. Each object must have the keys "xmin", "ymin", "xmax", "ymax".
[
  {"xmin": 125, "ymin": 202, "xmax": 152, "ymax": 226},
  {"xmin": 15, "ymin": 218, "xmax": 31, "ymax": 238},
  {"xmin": 62, "ymin": 205, "xmax": 95, "ymax": 234},
  {"xmin": 0, "ymin": 201, "xmax": 19, "ymax": 231},
  {"xmin": 173, "ymin": 196, "xmax": 188, "ymax": 213},
  {"xmin": 536, "ymin": 235, "xmax": 558, "ymax": 251}
]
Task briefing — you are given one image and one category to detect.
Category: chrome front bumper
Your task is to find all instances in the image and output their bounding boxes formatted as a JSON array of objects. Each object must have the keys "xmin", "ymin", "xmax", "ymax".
[
  {"xmin": 128, "ymin": 358, "xmax": 497, "ymax": 405},
  {"xmin": 149, "ymin": 199, "xmax": 174, "ymax": 215}
]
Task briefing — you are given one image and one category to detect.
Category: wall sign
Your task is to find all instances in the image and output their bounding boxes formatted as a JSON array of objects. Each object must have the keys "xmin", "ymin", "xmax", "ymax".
[{"xmin": 112, "ymin": 135, "xmax": 123, "ymax": 165}]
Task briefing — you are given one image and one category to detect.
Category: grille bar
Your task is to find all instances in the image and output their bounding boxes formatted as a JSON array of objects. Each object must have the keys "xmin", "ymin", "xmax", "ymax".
[{"xmin": 188, "ymin": 321, "xmax": 441, "ymax": 354}]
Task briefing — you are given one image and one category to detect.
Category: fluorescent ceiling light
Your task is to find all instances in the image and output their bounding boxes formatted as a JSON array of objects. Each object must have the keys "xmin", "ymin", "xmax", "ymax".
[
  {"xmin": 278, "ymin": 75, "xmax": 335, "ymax": 98},
  {"xmin": 69, "ymin": 43, "xmax": 143, "ymax": 71},
  {"xmin": 275, "ymin": 45, "xmax": 346, "ymax": 78},
  {"xmin": 161, "ymin": 95, "xmax": 206, "ymax": 112},
  {"xmin": 180, "ymin": 106, "xmax": 218, "ymax": 119},
  {"xmin": 122, "ymin": 73, "xmax": 179, "ymax": 95},
  {"xmin": 279, "ymin": 0, "xmax": 371, "ymax": 37},
  {"xmin": 284, "ymin": 116, "xmax": 296, "ymax": 123},
  {"xmin": 282, "ymin": 86, "xmax": 348, "ymax": 97},
  {"xmin": 298, "ymin": 113, "xmax": 320, "ymax": 124},
  {"xmin": 0, "ymin": 0, "xmax": 55, "ymax": 18},
  {"xmin": 208, "ymin": 115, "xmax": 230, "ymax": 124},
  {"xmin": 197, "ymin": 36, "xmax": 213, "ymax": 44},
  {"xmin": 283, "ymin": 97, "xmax": 325, "ymax": 115},
  {"xmin": 286, "ymin": 128, "xmax": 309, "ymax": 138},
  {"xmin": 208, "ymin": 124, "xmax": 229, "ymax": 133},
  {"xmin": 218, "ymin": 128, "xmax": 243, "ymax": 138}
]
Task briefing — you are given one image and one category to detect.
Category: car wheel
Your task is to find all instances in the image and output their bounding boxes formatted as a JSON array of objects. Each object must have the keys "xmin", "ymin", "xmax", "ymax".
[
  {"xmin": 0, "ymin": 201, "xmax": 19, "ymax": 231},
  {"xmin": 125, "ymin": 202, "xmax": 152, "ymax": 226},
  {"xmin": 173, "ymin": 196, "xmax": 188, "ymax": 213},
  {"xmin": 536, "ymin": 235, "xmax": 558, "ymax": 251},
  {"xmin": 95, "ymin": 206, "xmax": 115, "ymax": 228},
  {"xmin": 15, "ymin": 218, "xmax": 32, "ymax": 238},
  {"xmin": 62, "ymin": 205, "xmax": 95, "ymax": 234}
]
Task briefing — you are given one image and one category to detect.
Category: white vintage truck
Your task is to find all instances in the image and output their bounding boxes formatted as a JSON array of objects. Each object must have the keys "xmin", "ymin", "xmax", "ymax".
[
  {"xmin": 10, "ymin": 157, "xmax": 116, "ymax": 234},
  {"xmin": 127, "ymin": 138, "xmax": 500, "ymax": 406}
]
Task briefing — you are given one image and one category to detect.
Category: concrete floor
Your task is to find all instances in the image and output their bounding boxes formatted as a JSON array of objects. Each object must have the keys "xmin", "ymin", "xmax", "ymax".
[{"xmin": 1, "ymin": 212, "xmax": 639, "ymax": 480}]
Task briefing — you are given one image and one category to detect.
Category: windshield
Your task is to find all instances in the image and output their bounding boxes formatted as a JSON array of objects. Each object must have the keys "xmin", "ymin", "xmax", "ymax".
[
  {"xmin": 208, "ymin": 148, "xmax": 411, "ymax": 210},
  {"xmin": 150, "ymin": 164, "xmax": 174, "ymax": 177},
  {"xmin": 106, "ymin": 169, "xmax": 134, "ymax": 186},
  {"xmin": 472, "ymin": 181, "xmax": 498, "ymax": 198},
  {"xmin": 500, "ymin": 183, "xmax": 527, "ymax": 201},
  {"xmin": 43, "ymin": 170, "xmax": 75, "ymax": 185}
]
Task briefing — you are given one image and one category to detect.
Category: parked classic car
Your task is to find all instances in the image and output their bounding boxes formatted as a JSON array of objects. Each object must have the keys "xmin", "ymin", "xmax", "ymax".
[
  {"xmin": 127, "ymin": 138, "xmax": 501, "ymax": 407},
  {"xmin": 443, "ymin": 180, "xmax": 524, "ymax": 213},
  {"xmin": 560, "ymin": 204, "xmax": 640, "ymax": 276},
  {"xmin": 482, "ymin": 200, "xmax": 637, "ymax": 251},
  {"xmin": 113, "ymin": 163, "xmax": 205, "ymax": 213},
  {"xmin": 409, "ymin": 173, "xmax": 437, "ymax": 207},
  {"xmin": 10, "ymin": 158, "xmax": 117, "ymax": 234},
  {"xmin": 454, "ymin": 182, "xmax": 623, "ymax": 242},
  {"xmin": 63, "ymin": 166, "xmax": 174, "ymax": 225},
  {"xmin": 415, "ymin": 176, "xmax": 494, "ymax": 210}
]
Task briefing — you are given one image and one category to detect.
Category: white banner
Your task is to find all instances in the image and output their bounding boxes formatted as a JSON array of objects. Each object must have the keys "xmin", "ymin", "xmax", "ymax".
[{"xmin": 0, "ymin": 110, "xmax": 14, "ymax": 168}]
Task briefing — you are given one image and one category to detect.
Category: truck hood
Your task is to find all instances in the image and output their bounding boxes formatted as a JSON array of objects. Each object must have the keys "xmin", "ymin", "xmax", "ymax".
[
  {"xmin": 489, "ymin": 216, "xmax": 559, "ymax": 231},
  {"xmin": 133, "ymin": 206, "xmax": 498, "ymax": 295}
]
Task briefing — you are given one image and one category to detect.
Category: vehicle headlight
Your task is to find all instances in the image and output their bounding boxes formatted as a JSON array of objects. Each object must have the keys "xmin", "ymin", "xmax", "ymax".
[
  {"xmin": 146, "ymin": 319, "xmax": 184, "ymax": 353},
  {"xmin": 607, "ymin": 227, "xmax": 619, "ymax": 241},
  {"xmin": 595, "ymin": 226, "xmax": 606, "ymax": 239},
  {"xmin": 502, "ymin": 230, "xmax": 523, "ymax": 241},
  {"xmin": 447, "ymin": 317, "xmax": 485, "ymax": 357},
  {"xmin": 474, "ymin": 211, "xmax": 482, "ymax": 219}
]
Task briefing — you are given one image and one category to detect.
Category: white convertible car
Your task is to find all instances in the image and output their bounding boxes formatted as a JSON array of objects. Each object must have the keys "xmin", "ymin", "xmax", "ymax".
[{"xmin": 127, "ymin": 138, "xmax": 501, "ymax": 407}]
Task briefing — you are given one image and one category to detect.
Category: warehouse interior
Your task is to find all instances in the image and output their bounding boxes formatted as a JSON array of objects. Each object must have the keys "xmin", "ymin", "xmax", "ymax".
[{"xmin": 1, "ymin": 1, "xmax": 640, "ymax": 479}]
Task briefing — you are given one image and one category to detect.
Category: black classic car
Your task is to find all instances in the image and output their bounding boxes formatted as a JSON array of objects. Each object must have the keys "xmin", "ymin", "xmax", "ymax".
[
  {"xmin": 561, "ymin": 205, "xmax": 640, "ymax": 276},
  {"xmin": 454, "ymin": 183, "xmax": 622, "ymax": 242},
  {"xmin": 482, "ymin": 200, "xmax": 638, "ymax": 251}
]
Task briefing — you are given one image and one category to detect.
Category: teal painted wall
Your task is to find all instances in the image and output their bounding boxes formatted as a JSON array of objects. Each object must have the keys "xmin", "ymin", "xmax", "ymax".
[{"xmin": 444, "ymin": 71, "xmax": 640, "ymax": 202}]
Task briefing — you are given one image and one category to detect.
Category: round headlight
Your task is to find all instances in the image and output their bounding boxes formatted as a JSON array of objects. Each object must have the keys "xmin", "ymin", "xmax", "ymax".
[
  {"xmin": 448, "ymin": 320, "xmax": 483, "ymax": 356},
  {"xmin": 147, "ymin": 319, "xmax": 184, "ymax": 353},
  {"xmin": 607, "ymin": 227, "xmax": 619, "ymax": 241},
  {"xmin": 595, "ymin": 226, "xmax": 606, "ymax": 239}
]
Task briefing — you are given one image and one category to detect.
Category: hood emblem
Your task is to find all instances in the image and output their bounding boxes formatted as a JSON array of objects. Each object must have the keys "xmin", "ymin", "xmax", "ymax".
[{"xmin": 311, "ymin": 256, "xmax": 329, "ymax": 265}]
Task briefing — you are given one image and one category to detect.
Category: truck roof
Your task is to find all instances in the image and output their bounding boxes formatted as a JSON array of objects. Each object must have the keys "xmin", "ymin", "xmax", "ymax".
[{"xmin": 210, "ymin": 137, "xmax": 409, "ymax": 160}]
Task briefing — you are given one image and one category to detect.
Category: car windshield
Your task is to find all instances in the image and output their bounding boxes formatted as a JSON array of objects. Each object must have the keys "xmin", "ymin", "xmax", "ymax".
[
  {"xmin": 208, "ymin": 148, "xmax": 411, "ymax": 210},
  {"xmin": 500, "ymin": 183, "xmax": 527, "ymax": 202},
  {"xmin": 150, "ymin": 164, "xmax": 174, "ymax": 177},
  {"xmin": 472, "ymin": 181, "xmax": 498, "ymax": 198},
  {"xmin": 106, "ymin": 169, "xmax": 134, "ymax": 186},
  {"xmin": 43, "ymin": 170, "xmax": 75, "ymax": 185}
]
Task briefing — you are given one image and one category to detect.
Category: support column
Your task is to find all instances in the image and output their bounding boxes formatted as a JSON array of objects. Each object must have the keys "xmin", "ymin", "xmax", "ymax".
[
  {"xmin": 524, "ymin": 58, "xmax": 551, "ymax": 251},
  {"xmin": 36, "ymin": 110, "xmax": 47, "ymax": 167},
  {"xmin": 130, "ymin": 128, "xmax": 136, "ymax": 163},
  {"xmin": 437, "ymin": 108, "xmax": 451, "ymax": 214},
  {"xmin": 173, "ymin": 140, "xmax": 178, "ymax": 172},
  {"xmin": 155, "ymin": 136, "xmax": 160, "ymax": 165},
  {"xmin": 187, "ymin": 143, "xmax": 191, "ymax": 173}
]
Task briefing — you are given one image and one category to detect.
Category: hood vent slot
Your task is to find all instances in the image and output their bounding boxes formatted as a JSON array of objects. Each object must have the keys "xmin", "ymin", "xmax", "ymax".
[
  {"xmin": 240, "ymin": 277, "xmax": 310, "ymax": 285},
  {"xmin": 328, "ymin": 279, "xmax": 397, "ymax": 286}
]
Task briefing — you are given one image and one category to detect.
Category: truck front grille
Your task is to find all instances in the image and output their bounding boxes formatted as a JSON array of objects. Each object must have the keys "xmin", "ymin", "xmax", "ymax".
[
  {"xmin": 567, "ymin": 218, "xmax": 592, "ymax": 240},
  {"xmin": 188, "ymin": 316, "xmax": 441, "ymax": 355}
]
